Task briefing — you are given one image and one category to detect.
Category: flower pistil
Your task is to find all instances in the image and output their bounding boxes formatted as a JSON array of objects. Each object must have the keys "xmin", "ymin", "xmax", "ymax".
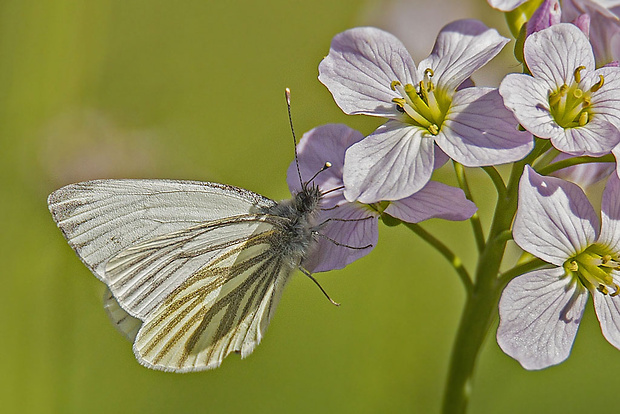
[
  {"xmin": 565, "ymin": 245, "xmax": 620, "ymax": 296},
  {"xmin": 390, "ymin": 69, "xmax": 448, "ymax": 136},
  {"xmin": 548, "ymin": 66, "xmax": 606, "ymax": 128}
]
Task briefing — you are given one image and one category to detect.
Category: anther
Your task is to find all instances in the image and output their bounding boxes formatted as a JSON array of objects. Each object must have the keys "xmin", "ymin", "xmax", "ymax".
[
  {"xmin": 574, "ymin": 66, "xmax": 585, "ymax": 83},
  {"xmin": 390, "ymin": 80, "xmax": 401, "ymax": 91},
  {"xmin": 569, "ymin": 261, "xmax": 579, "ymax": 271},
  {"xmin": 578, "ymin": 111, "xmax": 589, "ymax": 126},
  {"xmin": 591, "ymin": 75, "xmax": 605, "ymax": 92}
]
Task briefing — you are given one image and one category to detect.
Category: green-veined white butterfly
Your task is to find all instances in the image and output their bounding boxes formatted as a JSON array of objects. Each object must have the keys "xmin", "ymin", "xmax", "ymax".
[{"xmin": 49, "ymin": 178, "xmax": 329, "ymax": 372}]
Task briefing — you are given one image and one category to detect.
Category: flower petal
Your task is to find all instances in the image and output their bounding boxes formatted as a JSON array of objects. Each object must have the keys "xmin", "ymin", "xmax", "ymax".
[
  {"xmin": 514, "ymin": 166, "xmax": 599, "ymax": 265},
  {"xmin": 592, "ymin": 272, "xmax": 620, "ymax": 350},
  {"xmin": 343, "ymin": 121, "xmax": 435, "ymax": 203},
  {"xmin": 526, "ymin": 0, "xmax": 561, "ymax": 36},
  {"xmin": 487, "ymin": 0, "xmax": 528, "ymax": 11},
  {"xmin": 418, "ymin": 20, "xmax": 508, "ymax": 92},
  {"xmin": 437, "ymin": 87, "xmax": 534, "ymax": 166},
  {"xmin": 589, "ymin": 66, "xmax": 620, "ymax": 131},
  {"xmin": 287, "ymin": 124, "xmax": 364, "ymax": 208},
  {"xmin": 524, "ymin": 24, "xmax": 595, "ymax": 87},
  {"xmin": 497, "ymin": 267, "xmax": 588, "ymax": 370},
  {"xmin": 550, "ymin": 152, "xmax": 614, "ymax": 188},
  {"xmin": 318, "ymin": 27, "xmax": 419, "ymax": 118},
  {"xmin": 303, "ymin": 204, "xmax": 378, "ymax": 273},
  {"xmin": 384, "ymin": 181, "xmax": 476, "ymax": 223},
  {"xmin": 562, "ymin": 0, "xmax": 620, "ymax": 66},
  {"xmin": 499, "ymin": 73, "xmax": 561, "ymax": 139},
  {"xmin": 551, "ymin": 117, "xmax": 620, "ymax": 156},
  {"xmin": 599, "ymin": 173, "xmax": 620, "ymax": 250}
]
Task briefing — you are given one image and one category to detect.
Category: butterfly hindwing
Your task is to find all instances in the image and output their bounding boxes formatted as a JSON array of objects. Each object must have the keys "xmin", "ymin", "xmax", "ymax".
[
  {"xmin": 132, "ymin": 221, "xmax": 293, "ymax": 372},
  {"xmin": 104, "ymin": 213, "xmax": 287, "ymax": 319},
  {"xmin": 103, "ymin": 288, "xmax": 142, "ymax": 342}
]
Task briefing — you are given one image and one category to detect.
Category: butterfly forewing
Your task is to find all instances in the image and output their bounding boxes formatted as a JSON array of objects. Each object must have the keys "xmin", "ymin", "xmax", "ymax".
[
  {"xmin": 47, "ymin": 179, "xmax": 276, "ymax": 281},
  {"xmin": 133, "ymin": 223, "xmax": 293, "ymax": 372}
]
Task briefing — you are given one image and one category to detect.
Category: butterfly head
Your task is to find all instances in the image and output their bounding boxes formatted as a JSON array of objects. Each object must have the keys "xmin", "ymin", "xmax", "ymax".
[{"xmin": 295, "ymin": 184, "xmax": 322, "ymax": 215}]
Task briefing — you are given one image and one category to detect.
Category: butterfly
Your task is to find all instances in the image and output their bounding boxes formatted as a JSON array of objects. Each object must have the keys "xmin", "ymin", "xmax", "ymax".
[{"xmin": 48, "ymin": 173, "xmax": 340, "ymax": 372}]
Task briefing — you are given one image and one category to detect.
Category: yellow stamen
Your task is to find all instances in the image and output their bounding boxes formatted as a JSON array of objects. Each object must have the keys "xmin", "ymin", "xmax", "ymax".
[
  {"xmin": 591, "ymin": 75, "xmax": 605, "ymax": 93},
  {"xmin": 574, "ymin": 66, "xmax": 585, "ymax": 83}
]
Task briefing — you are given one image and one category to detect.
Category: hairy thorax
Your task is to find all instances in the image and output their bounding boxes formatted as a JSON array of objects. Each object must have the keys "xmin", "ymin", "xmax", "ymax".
[{"xmin": 261, "ymin": 185, "xmax": 322, "ymax": 268}]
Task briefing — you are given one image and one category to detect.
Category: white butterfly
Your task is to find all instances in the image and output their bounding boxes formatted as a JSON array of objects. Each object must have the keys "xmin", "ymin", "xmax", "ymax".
[{"xmin": 48, "ymin": 175, "xmax": 335, "ymax": 372}]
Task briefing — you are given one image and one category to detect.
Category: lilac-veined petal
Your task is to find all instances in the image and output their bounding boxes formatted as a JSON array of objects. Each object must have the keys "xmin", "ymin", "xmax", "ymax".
[
  {"xmin": 552, "ymin": 117, "xmax": 620, "ymax": 155},
  {"xmin": 514, "ymin": 166, "xmax": 599, "ymax": 265},
  {"xmin": 614, "ymin": 144, "xmax": 620, "ymax": 178},
  {"xmin": 592, "ymin": 0, "xmax": 620, "ymax": 7},
  {"xmin": 525, "ymin": 24, "xmax": 595, "ymax": 86},
  {"xmin": 497, "ymin": 267, "xmax": 588, "ymax": 370},
  {"xmin": 571, "ymin": 14, "xmax": 591, "ymax": 37},
  {"xmin": 287, "ymin": 124, "xmax": 363, "ymax": 208},
  {"xmin": 304, "ymin": 203, "xmax": 378, "ymax": 273},
  {"xmin": 599, "ymin": 173, "xmax": 620, "ymax": 250},
  {"xmin": 437, "ymin": 87, "xmax": 534, "ymax": 166},
  {"xmin": 343, "ymin": 121, "xmax": 435, "ymax": 203},
  {"xmin": 384, "ymin": 181, "xmax": 476, "ymax": 223},
  {"xmin": 499, "ymin": 73, "xmax": 562, "ymax": 139},
  {"xmin": 589, "ymin": 67, "xmax": 620, "ymax": 130},
  {"xmin": 592, "ymin": 271, "xmax": 620, "ymax": 350},
  {"xmin": 434, "ymin": 145, "xmax": 450, "ymax": 169},
  {"xmin": 418, "ymin": 20, "xmax": 508, "ymax": 92},
  {"xmin": 318, "ymin": 27, "xmax": 419, "ymax": 118},
  {"xmin": 487, "ymin": 0, "xmax": 528, "ymax": 11},
  {"xmin": 562, "ymin": 0, "xmax": 620, "ymax": 66},
  {"xmin": 526, "ymin": 0, "xmax": 561, "ymax": 36},
  {"xmin": 551, "ymin": 152, "xmax": 615, "ymax": 188}
]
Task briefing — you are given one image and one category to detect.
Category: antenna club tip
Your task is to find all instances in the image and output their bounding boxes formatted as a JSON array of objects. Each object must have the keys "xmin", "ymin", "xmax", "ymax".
[
  {"xmin": 324, "ymin": 161, "xmax": 332, "ymax": 168},
  {"xmin": 285, "ymin": 87, "xmax": 291, "ymax": 103}
]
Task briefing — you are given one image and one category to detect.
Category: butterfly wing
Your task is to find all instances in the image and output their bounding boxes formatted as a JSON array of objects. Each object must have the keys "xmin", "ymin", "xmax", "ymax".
[
  {"xmin": 103, "ymin": 288, "xmax": 142, "ymax": 341},
  {"xmin": 49, "ymin": 179, "xmax": 296, "ymax": 371},
  {"xmin": 47, "ymin": 179, "xmax": 276, "ymax": 282},
  {"xmin": 131, "ymin": 224, "xmax": 294, "ymax": 372}
]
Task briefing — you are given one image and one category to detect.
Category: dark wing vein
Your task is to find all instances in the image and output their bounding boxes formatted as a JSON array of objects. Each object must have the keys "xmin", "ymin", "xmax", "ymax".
[{"xmin": 133, "ymin": 228, "xmax": 292, "ymax": 372}]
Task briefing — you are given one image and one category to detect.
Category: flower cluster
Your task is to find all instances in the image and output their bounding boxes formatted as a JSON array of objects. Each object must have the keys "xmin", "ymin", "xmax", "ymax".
[{"xmin": 308, "ymin": 0, "xmax": 620, "ymax": 373}]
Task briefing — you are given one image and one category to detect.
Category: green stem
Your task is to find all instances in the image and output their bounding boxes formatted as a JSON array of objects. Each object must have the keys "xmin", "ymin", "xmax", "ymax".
[
  {"xmin": 481, "ymin": 166, "xmax": 506, "ymax": 199},
  {"xmin": 537, "ymin": 154, "xmax": 615, "ymax": 175},
  {"xmin": 404, "ymin": 222, "xmax": 473, "ymax": 294},
  {"xmin": 441, "ymin": 159, "xmax": 525, "ymax": 414},
  {"xmin": 499, "ymin": 258, "xmax": 547, "ymax": 284},
  {"xmin": 454, "ymin": 163, "xmax": 485, "ymax": 253}
]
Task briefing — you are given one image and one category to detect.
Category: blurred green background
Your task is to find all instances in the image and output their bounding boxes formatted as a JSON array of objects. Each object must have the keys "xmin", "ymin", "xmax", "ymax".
[{"xmin": 2, "ymin": 1, "xmax": 620, "ymax": 413}]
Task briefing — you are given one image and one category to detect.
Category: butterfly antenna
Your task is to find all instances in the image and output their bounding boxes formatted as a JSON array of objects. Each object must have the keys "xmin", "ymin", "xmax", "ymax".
[
  {"xmin": 286, "ymin": 87, "xmax": 304, "ymax": 187},
  {"xmin": 308, "ymin": 162, "xmax": 332, "ymax": 185},
  {"xmin": 300, "ymin": 268, "xmax": 340, "ymax": 306}
]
